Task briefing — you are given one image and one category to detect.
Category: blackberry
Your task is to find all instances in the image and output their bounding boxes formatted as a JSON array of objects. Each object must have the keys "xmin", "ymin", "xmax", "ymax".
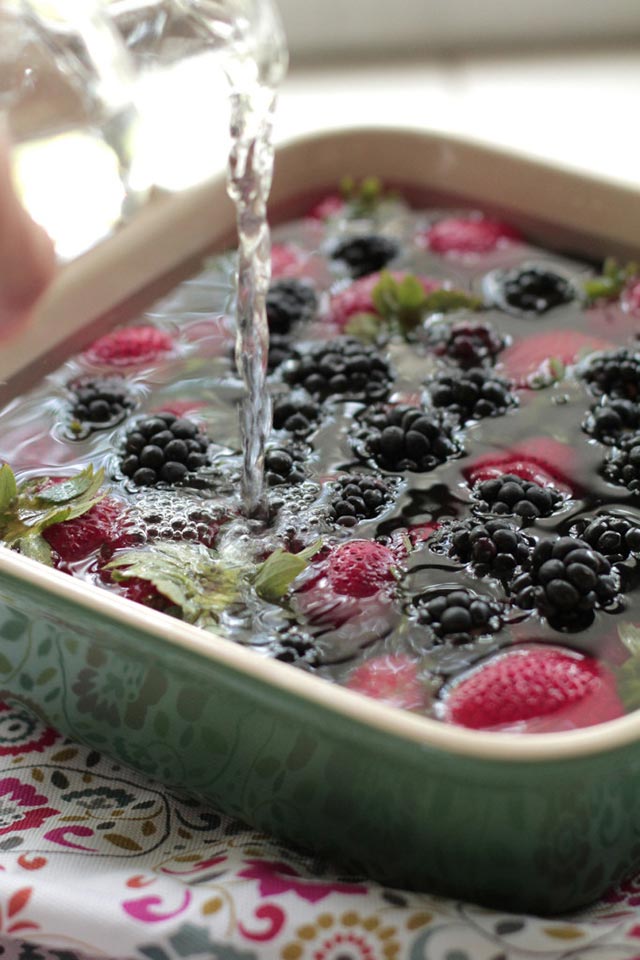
[
  {"xmin": 603, "ymin": 436, "xmax": 640, "ymax": 494},
  {"xmin": 353, "ymin": 404, "xmax": 461, "ymax": 473},
  {"xmin": 512, "ymin": 536, "xmax": 620, "ymax": 627},
  {"xmin": 119, "ymin": 413, "xmax": 211, "ymax": 487},
  {"xmin": 282, "ymin": 337, "xmax": 392, "ymax": 402},
  {"xmin": 430, "ymin": 320, "xmax": 506, "ymax": 369},
  {"xmin": 436, "ymin": 518, "xmax": 533, "ymax": 580},
  {"xmin": 473, "ymin": 473, "xmax": 563, "ymax": 521},
  {"xmin": 327, "ymin": 474, "xmax": 395, "ymax": 528},
  {"xmin": 330, "ymin": 234, "xmax": 399, "ymax": 278},
  {"xmin": 265, "ymin": 445, "xmax": 306, "ymax": 486},
  {"xmin": 266, "ymin": 278, "xmax": 318, "ymax": 335},
  {"xmin": 272, "ymin": 393, "xmax": 321, "ymax": 437},
  {"xmin": 268, "ymin": 334, "xmax": 298, "ymax": 374},
  {"xmin": 426, "ymin": 368, "xmax": 517, "ymax": 423},
  {"xmin": 270, "ymin": 626, "xmax": 319, "ymax": 666},
  {"xmin": 412, "ymin": 588, "xmax": 503, "ymax": 646},
  {"xmin": 68, "ymin": 375, "xmax": 135, "ymax": 436},
  {"xmin": 581, "ymin": 348, "xmax": 640, "ymax": 401},
  {"xmin": 494, "ymin": 265, "xmax": 575, "ymax": 314},
  {"xmin": 582, "ymin": 398, "xmax": 640, "ymax": 444},
  {"xmin": 571, "ymin": 513, "xmax": 640, "ymax": 563}
]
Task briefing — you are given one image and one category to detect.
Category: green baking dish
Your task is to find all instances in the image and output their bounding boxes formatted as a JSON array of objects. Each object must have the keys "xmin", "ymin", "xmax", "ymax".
[{"xmin": 2, "ymin": 128, "xmax": 640, "ymax": 916}]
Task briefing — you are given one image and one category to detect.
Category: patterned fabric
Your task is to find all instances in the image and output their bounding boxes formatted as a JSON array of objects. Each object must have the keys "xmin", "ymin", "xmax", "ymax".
[{"xmin": 0, "ymin": 698, "xmax": 638, "ymax": 959}]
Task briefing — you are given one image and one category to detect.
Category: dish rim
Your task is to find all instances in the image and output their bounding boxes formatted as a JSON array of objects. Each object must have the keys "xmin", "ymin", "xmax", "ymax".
[{"xmin": 3, "ymin": 125, "xmax": 640, "ymax": 764}]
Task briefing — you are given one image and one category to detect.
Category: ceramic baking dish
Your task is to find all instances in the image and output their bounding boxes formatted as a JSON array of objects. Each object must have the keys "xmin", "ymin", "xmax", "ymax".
[{"xmin": 1, "ymin": 129, "xmax": 640, "ymax": 916}]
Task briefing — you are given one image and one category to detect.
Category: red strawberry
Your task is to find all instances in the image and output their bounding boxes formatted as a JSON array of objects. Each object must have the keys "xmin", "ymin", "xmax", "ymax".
[
  {"xmin": 329, "ymin": 271, "xmax": 440, "ymax": 330},
  {"xmin": 44, "ymin": 497, "xmax": 131, "ymax": 564},
  {"xmin": 347, "ymin": 654, "xmax": 426, "ymax": 710},
  {"xmin": 442, "ymin": 646, "xmax": 624, "ymax": 733},
  {"xmin": 387, "ymin": 522, "xmax": 439, "ymax": 561},
  {"xmin": 463, "ymin": 436, "xmax": 577, "ymax": 493},
  {"xmin": 499, "ymin": 329, "xmax": 610, "ymax": 388},
  {"xmin": 622, "ymin": 278, "xmax": 640, "ymax": 315},
  {"xmin": 271, "ymin": 243, "xmax": 303, "ymax": 278},
  {"xmin": 326, "ymin": 540, "xmax": 396, "ymax": 598},
  {"xmin": 306, "ymin": 193, "xmax": 345, "ymax": 222},
  {"xmin": 83, "ymin": 326, "xmax": 174, "ymax": 367},
  {"xmin": 421, "ymin": 216, "xmax": 523, "ymax": 256},
  {"xmin": 118, "ymin": 576, "xmax": 170, "ymax": 610}
]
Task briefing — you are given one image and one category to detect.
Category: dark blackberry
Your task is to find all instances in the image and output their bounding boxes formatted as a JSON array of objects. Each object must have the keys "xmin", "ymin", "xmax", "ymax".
[
  {"xmin": 330, "ymin": 234, "xmax": 399, "ymax": 278},
  {"xmin": 68, "ymin": 375, "xmax": 135, "ymax": 436},
  {"xmin": 582, "ymin": 398, "xmax": 640, "ymax": 444},
  {"xmin": 327, "ymin": 474, "xmax": 395, "ymax": 528},
  {"xmin": 603, "ymin": 436, "xmax": 640, "ymax": 494},
  {"xmin": 495, "ymin": 265, "xmax": 575, "ymax": 314},
  {"xmin": 512, "ymin": 536, "xmax": 620, "ymax": 627},
  {"xmin": 282, "ymin": 337, "xmax": 392, "ymax": 402},
  {"xmin": 580, "ymin": 348, "xmax": 640, "ymax": 401},
  {"xmin": 268, "ymin": 334, "xmax": 298, "ymax": 374},
  {"xmin": 571, "ymin": 513, "xmax": 640, "ymax": 563},
  {"xmin": 426, "ymin": 368, "xmax": 517, "ymax": 423},
  {"xmin": 436, "ymin": 518, "xmax": 533, "ymax": 581},
  {"xmin": 430, "ymin": 320, "xmax": 506, "ymax": 369},
  {"xmin": 266, "ymin": 278, "xmax": 318, "ymax": 335},
  {"xmin": 272, "ymin": 392, "xmax": 321, "ymax": 437},
  {"xmin": 473, "ymin": 473, "xmax": 564, "ymax": 521},
  {"xmin": 119, "ymin": 413, "xmax": 211, "ymax": 487},
  {"xmin": 353, "ymin": 404, "xmax": 461, "ymax": 473},
  {"xmin": 271, "ymin": 627, "xmax": 319, "ymax": 666},
  {"xmin": 265, "ymin": 445, "xmax": 307, "ymax": 487},
  {"xmin": 412, "ymin": 587, "xmax": 503, "ymax": 646}
]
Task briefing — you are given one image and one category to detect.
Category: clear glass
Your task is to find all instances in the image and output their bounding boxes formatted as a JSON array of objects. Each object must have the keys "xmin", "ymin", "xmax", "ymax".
[{"xmin": 0, "ymin": 0, "xmax": 287, "ymax": 258}]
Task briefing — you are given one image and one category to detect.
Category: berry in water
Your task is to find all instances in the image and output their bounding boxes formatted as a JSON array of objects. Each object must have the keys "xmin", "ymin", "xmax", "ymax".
[
  {"xmin": 266, "ymin": 278, "xmax": 318, "ymax": 335},
  {"xmin": 412, "ymin": 588, "xmax": 503, "ymax": 646},
  {"xmin": 119, "ymin": 413, "xmax": 211, "ymax": 487},
  {"xmin": 473, "ymin": 473, "xmax": 564, "ymax": 520},
  {"xmin": 83, "ymin": 325, "xmax": 174, "ymax": 366},
  {"xmin": 493, "ymin": 265, "xmax": 576, "ymax": 314},
  {"xmin": 265, "ymin": 446, "xmax": 307, "ymax": 487},
  {"xmin": 429, "ymin": 320, "xmax": 506, "ymax": 369},
  {"xmin": 422, "ymin": 216, "xmax": 523, "ymax": 256},
  {"xmin": 571, "ymin": 513, "xmax": 640, "ymax": 563},
  {"xmin": 353, "ymin": 404, "xmax": 461, "ymax": 473},
  {"xmin": 272, "ymin": 393, "xmax": 321, "ymax": 437},
  {"xmin": 437, "ymin": 518, "xmax": 533, "ymax": 581},
  {"xmin": 331, "ymin": 234, "xmax": 399, "ymax": 279},
  {"xmin": 603, "ymin": 436, "xmax": 640, "ymax": 494},
  {"xmin": 580, "ymin": 348, "xmax": 640, "ymax": 401},
  {"xmin": 281, "ymin": 337, "xmax": 392, "ymax": 402},
  {"xmin": 67, "ymin": 376, "xmax": 135, "ymax": 435},
  {"xmin": 327, "ymin": 474, "xmax": 395, "ymax": 528},
  {"xmin": 426, "ymin": 368, "xmax": 517, "ymax": 423}
]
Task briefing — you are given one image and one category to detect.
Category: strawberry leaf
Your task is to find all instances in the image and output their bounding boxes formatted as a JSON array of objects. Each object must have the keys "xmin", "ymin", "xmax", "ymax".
[
  {"xmin": 421, "ymin": 289, "xmax": 482, "ymax": 314},
  {"xmin": 344, "ymin": 311, "xmax": 386, "ymax": 344},
  {"xmin": 0, "ymin": 465, "xmax": 17, "ymax": 515},
  {"xmin": 106, "ymin": 542, "xmax": 244, "ymax": 628},
  {"xmin": 18, "ymin": 535, "xmax": 54, "ymax": 566},
  {"xmin": 371, "ymin": 272, "xmax": 481, "ymax": 340},
  {"xmin": 615, "ymin": 622, "xmax": 640, "ymax": 712},
  {"xmin": 254, "ymin": 540, "xmax": 323, "ymax": 603},
  {"xmin": 584, "ymin": 258, "xmax": 639, "ymax": 304},
  {"xmin": 339, "ymin": 175, "xmax": 388, "ymax": 218}
]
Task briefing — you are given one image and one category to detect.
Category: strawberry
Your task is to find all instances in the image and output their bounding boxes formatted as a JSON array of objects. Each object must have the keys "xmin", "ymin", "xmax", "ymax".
[
  {"xmin": 83, "ymin": 326, "xmax": 174, "ymax": 367},
  {"xmin": 271, "ymin": 243, "xmax": 304, "ymax": 278},
  {"xmin": 328, "ymin": 271, "xmax": 440, "ymax": 330},
  {"xmin": 463, "ymin": 436, "xmax": 577, "ymax": 493},
  {"xmin": 623, "ymin": 278, "xmax": 640, "ymax": 315},
  {"xmin": 421, "ymin": 216, "xmax": 523, "ymax": 256},
  {"xmin": 442, "ymin": 645, "xmax": 624, "ymax": 733},
  {"xmin": 327, "ymin": 540, "xmax": 396, "ymax": 598},
  {"xmin": 44, "ymin": 497, "xmax": 131, "ymax": 564},
  {"xmin": 306, "ymin": 193, "xmax": 344, "ymax": 222},
  {"xmin": 346, "ymin": 654, "xmax": 426, "ymax": 710},
  {"xmin": 499, "ymin": 329, "xmax": 610, "ymax": 388}
]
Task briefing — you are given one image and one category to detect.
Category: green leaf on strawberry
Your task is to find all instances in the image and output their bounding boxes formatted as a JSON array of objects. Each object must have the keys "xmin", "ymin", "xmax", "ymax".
[
  {"xmin": 254, "ymin": 540, "xmax": 323, "ymax": 603},
  {"xmin": 371, "ymin": 271, "xmax": 481, "ymax": 339},
  {"xmin": 584, "ymin": 258, "xmax": 639, "ymax": 304},
  {"xmin": 0, "ymin": 464, "xmax": 106, "ymax": 561},
  {"xmin": 344, "ymin": 311, "xmax": 386, "ymax": 344},
  {"xmin": 106, "ymin": 541, "xmax": 244, "ymax": 628},
  {"xmin": 339, "ymin": 175, "xmax": 388, "ymax": 218}
]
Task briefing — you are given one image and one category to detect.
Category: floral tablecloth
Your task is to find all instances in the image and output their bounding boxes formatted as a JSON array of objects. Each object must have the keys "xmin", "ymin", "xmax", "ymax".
[{"xmin": 0, "ymin": 697, "xmax": 639, "ymax": 960}]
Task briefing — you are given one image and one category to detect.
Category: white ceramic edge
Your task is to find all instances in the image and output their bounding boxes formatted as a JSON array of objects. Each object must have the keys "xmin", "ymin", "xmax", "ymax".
[{"xmin": 3, "ymin": 126, "xmax": 640, "ymax": 764}]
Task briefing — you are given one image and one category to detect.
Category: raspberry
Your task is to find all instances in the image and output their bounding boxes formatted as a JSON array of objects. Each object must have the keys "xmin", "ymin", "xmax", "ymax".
[
  {"xmin": 353, "ymin": 404, "xmax": 461, "ymax": 473},
  {"xmin": 426, "ymin": 368, "xmax": 517, "ymax": 424},
  {"xmin": 67, "ymin": 375, "xmax": 135, "ymax": 437},
  {"xmin": 83, "ymin": 326, "xmax": 174, "ymax": 366},
  {"xmin": 429, "ymin": 320, "xmax": 506, "ymax": 369},
  {"xmin": 512, "ymin": 537, "xmax": 620, "ymax": 627},
  {"xmin": 44, "ymin": 497, "xmax": 129, "ymax": 564},
  {"xmin": 580, "ymin": 348, "xmax": 640, "ymax": 401},
  {"xmin": 330, "ymin": 234, "xmax": 399, "ymax": 279},
  {"xmin": 422, "ymin": 216, "xmax": 523, "ymax": 256},
  {"xmin": 571, "ymin": 513, "xmax": 640, "ymax": 563},
  {"xmin": 264, "ymin": 446, "xmax": 306, "ymax": 487},
  {"xmin": 473, "ymin": 473, "xmax": 564, "ymax": 521},
  {"xmin": 442, "ymin": 646, "xmax": 623, "ymax": 732},
  {"xmin": 411, "ymin": 588, "xmax": 503, "ymax": 646},
  {"xmin": 346, "ymin": 654, "xmax": 426, "ymax": 710},
  {"xmin": 328, "ymin": 271, "xmax": 440, "ymax": 331},
  {"xmin": 282, "ymin": 337, "xmax": 392, "ymax": 402},
  {"xmin": 272, "ymin": 393, "xmax": 321, "ymax": 437},
  {"xmin": 603, "ymin": 436, "xmax": 640, "ymax": 493},
  {"xmin": 119, "ymin": 413, "xmax": 211, "ymax": 487},
  {"xmin": 491, "ymin": 265, "xmax": 576, "ymax": 314},
  {"xmin": 327, "ymin": 474, "xmax": 395, "ymax": 528},
  {"xmin": 582, "ymin": 399, "xmax": 640, "ymax": 444},
  {"xmin": 435, "ymin": 518, "xmax": 533, "ymax": 580},
  {"xmin": 266, "ymin": 279, "xmax": 318, "ymax": 335}
]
